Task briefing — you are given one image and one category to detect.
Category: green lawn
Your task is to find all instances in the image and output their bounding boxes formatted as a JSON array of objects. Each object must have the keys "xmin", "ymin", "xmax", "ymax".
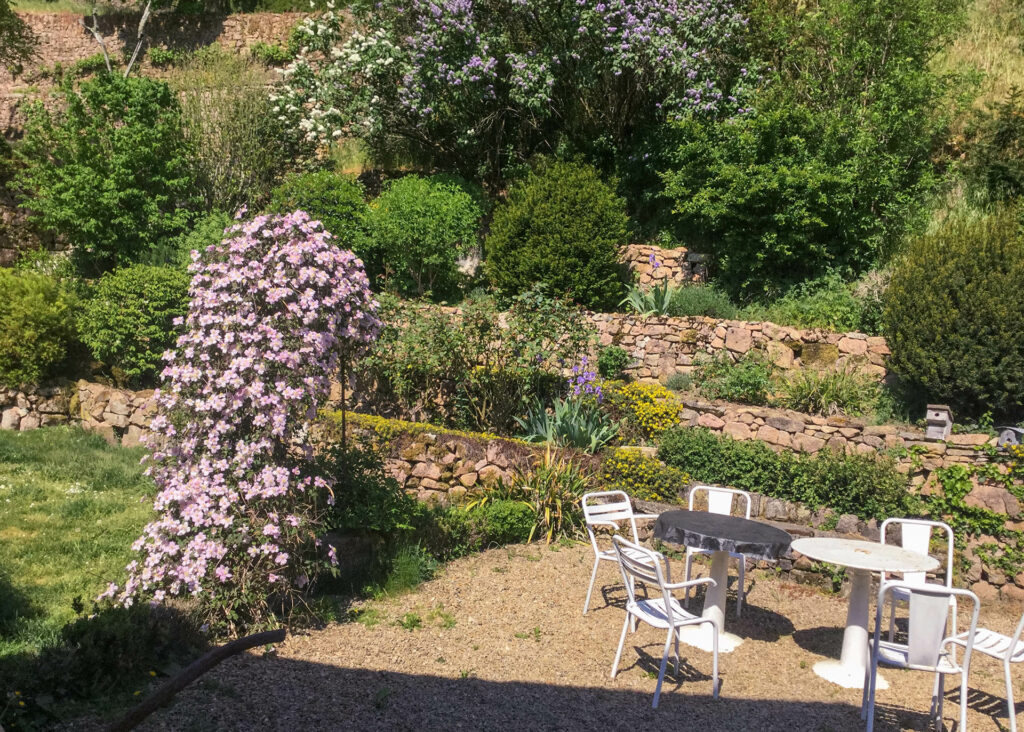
[{"xmin": 0, "ymin": 427, "xmax": 154, "ymax": 659}]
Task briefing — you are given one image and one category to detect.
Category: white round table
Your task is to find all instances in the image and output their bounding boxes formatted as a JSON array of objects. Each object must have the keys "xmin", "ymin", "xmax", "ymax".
[{"xmin": 790, "ymin": 537, "xmax": 939, "ymax": 690}]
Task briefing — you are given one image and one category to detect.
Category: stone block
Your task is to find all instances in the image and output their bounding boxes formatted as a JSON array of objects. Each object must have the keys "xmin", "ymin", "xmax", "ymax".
[
  {"xmin": 724, "ymin": 327, "xmax": 752, "ymax": 353},
  {"xmin": 102, "ymin": 411, "xmax": 129, "ymax": 429},
  {"xmin": 0, "ymin": 407, "xmax": 19, "ymax": 430},
  {"xmin": 835, "ymin": 514, "xmax": 860, "ymax": 535},
  {"xmin": 723, "ymin": 421, "xmax": 751, "ymax": 440},
  {"xmin": 766, "ymin": 415, "xmax": 805, "ymax": 434},
  {"xmin": 800, "ymin": 343, "xmax": 840, "ymax": 368},
  {"xmin": 411, "ymin": 462, "xmax": 442, "ymax": 480},
  {"xmin": 765, "ymin": 340, "xmax": 794, "ymax": 368},
  {"xmin": 478, "ymin": 465, "xmax": 505, "ymax": 484},
  {"xmin": 697, "ymin": 413, "xmax": 725, "ymax": 430},
  {"xmin": 459, "ymin": 472, "xmax": 478, "ymax": 488},
  {"xmin": 837, "ymin": 337, "xmax": 868, "ymax": 355},
  {"xmin": 755, "ymin": 424, "xmax": 784, "ymax": 445},
  {"xmin": 122, "ymin": 424, "xmax": 145, "ymax": 448},
  {"xmin": 792, "ymin": 433, "xmax": 825, "ymax": 453},
  {"xmin": 19, "ymin": 414, "xmax": 40, "ymax": 431}
]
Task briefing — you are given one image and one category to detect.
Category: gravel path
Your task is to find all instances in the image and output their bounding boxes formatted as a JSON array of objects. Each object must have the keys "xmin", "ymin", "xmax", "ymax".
[{"xmin": 135, "ymin": 543, "xmax": 1024, "ymax": 731}]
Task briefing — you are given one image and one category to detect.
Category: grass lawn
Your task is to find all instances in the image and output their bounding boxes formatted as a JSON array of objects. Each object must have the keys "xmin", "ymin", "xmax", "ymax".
[{"xmin": 0, "ymin": 426, "xmax": 154, "ymax": 659}]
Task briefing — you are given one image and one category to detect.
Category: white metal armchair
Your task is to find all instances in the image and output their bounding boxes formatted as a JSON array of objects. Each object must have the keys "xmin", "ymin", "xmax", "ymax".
[
  {"xmin": 861, "ymin": 581, "xmax": 980, "ymax": 732},
  {"xmin": 879, "ymin": 518, "xmax": 955, "ymax": 642},
  {"xmin": 953, "ymin": 611, "xmax": 1024, "ymax": 732},
  {"xmin": 582, "ymin": 490, "xmax": 658, "ymax": 615},
  {"xmin": 684, "ymin": 485, "xmax": 751, "ymax": 617},
  {"xmin": 611, "ymin": 535, "xmax": 721, "ymax": 708}
]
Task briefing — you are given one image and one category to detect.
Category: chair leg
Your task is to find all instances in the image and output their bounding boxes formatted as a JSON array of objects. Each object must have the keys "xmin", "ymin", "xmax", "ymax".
[
  {"xmin": 1005, "ymin": 658, "xmax": 1016, "ymax": 732},
  {"xmin": 684, "ymin": 551, "xmax": 694, "ymax": 608},
  {"xmin": 736, "ymin": 557, "xmax": 745, "ymax": 619},
  {"xmin": 861, "ymin": 655, "xmax": 870, "ymax": 720},
  {"xmin": 934, "ymin": 673, "xmax": 945, "ymax": 732},
  {"xmin": 610, "ymin": 612, "xmax": 630, "ymax": 679},
  {"xmin": 673, "ymin": 631, "xmax": 680, "ymax": 677},
  {"xmin": 711, "ymin": 622, "xmax": 720, "ymax": 699},
  {"xmin": 583, "ymin": 557, "xmax": 601, "ymax": 615},
  {"xmin": 652, "ymin": 628, "xmax": 674, "ymax": 709},
  {"xmin": 866, "ymin": 649, "xmax": 879, "ymax": 732},
  {"xmin": 959, "ymin": 673, "xmax": 968, "ymax": 732},
  {"xmin": 888, "ymin": 599, "xmax": 896, "ymax": 643}
]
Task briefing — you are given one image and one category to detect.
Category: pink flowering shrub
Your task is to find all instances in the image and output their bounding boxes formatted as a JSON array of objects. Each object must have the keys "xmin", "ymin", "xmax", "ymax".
[{"xmin": 103, "ymin": 210, "xmax": 380, "ymax": 633}]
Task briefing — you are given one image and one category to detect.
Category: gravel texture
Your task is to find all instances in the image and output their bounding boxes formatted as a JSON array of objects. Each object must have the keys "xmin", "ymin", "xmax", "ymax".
[{"xmin": 131, "ymin": 543, "xmax": 1024, "ymax": 731}]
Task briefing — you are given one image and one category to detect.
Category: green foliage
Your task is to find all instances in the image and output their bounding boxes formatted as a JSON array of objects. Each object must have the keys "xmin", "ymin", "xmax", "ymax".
[
  {"xmin": 597, "ymin": 345, "xmax": 631, "ymax": 380},
  {"xmin": 515, "ymin": 397, "xmax": 620, "ymax": 454},
  {"xmin": 0, "ymin": 0, "xmax": 36, "ymax": 70},
  {"xmin": 156, "ymin": 210, "xmax": 234, "ymax": 268},
  {"xmin": 79, "ymin": 265, "xmax": 190, "ymax": 386},
  {"xmin": 176, "ymin": 48, "xmax": 288, "ymax": 212},
  {"xmin": 664, "ymin": 372, "xmax": 692, "ymax": 392},
  {"xmin": 0, "ymin": 270, "xmax": 77, "ymax": 388},
  {"xmin": 658, "ymin": 427, "xmax": 914, "ymax": 520},
  {"xmin": 365, "ymin": 174, "xmax": 482, "ymax": 298},
  {"xmin": 486, "ymin": 160, "xmax": 629, "ymax": 310},
  {"xmin": 692, "ymin": 352, "xmax": 774, "ymax": 406},
  {"xmin": 777, "ymin": 368, "xmax": 879, "ymax": 417},
  {"xmin": 381, "ymin": 547, "xmax": 437, "ymax": 597},
  {"xmin": 510, "ymin": 450, "xmax": 592, "ymax": 544},
  {"xmin": 472, "ymin": 499, "xmax": 536, "ymax": 546},
  {"xmin": 743, "ymin": 273, "xmax": 876, "ymax": 333},
  {"xmin": 147, "ymin": 46, "xmax": 185, "ymax": 68},
  {"xmin": 269, "ymin": 171, "xmax": 370, "ymax": 253},
  {"xmin": 884, "ymin": 206, "xmax": 1024, "ymax": 419},
  {"xmin": 14, "ymin": 74, "xmax": 197, "ymax": 276},
  {"xmin": 620, "ymin": 281, "xmax": 677, "ymax": 316},
  {"xmin": 360, "ymin": 292, "xmax": 593, "ymax": 433},
  {"xmin": 249, "ymin": 41, "xmax": 292, "ymax": 65},
  {"xmin": 666, "ymin": 283, "xmax": 738, "ymax": 319},
  {"xmin": 664, "ymin": 0, "xmax": 966, "ymax": 298},
  {"xmin": 68, "ymin": 52, "xmax": 110, "ymax": 77},
  {"xmin": 324, "ymin": 439, "xmax": 419, "ymax": 537},
  {"xmin": 962, "ymin": 88, "xmax": 1024, "ymax": 204},
  {"xmin": 602, "ymin": 449, "xmax": 690, "ymax": 503}
]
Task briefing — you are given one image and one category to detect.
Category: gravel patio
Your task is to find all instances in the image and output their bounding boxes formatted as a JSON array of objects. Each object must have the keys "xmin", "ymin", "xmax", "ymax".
[{"xmin": 129, "ymin": 542, "xmax": 1024, "ymax": 731}]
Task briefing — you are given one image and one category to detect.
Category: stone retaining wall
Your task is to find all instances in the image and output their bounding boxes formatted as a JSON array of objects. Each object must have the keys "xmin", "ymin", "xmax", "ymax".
[
  {"xmin": 591, "ymin": 313, "xmax": 889, "ymax": 382},
  {"xmin": 619, "ymin": 243, "xmax": 707, "ymax": 288}
]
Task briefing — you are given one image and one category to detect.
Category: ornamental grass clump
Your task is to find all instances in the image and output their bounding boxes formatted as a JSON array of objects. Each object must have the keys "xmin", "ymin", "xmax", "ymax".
[{"xmin": 104, "ymin": 210, "xmax": 381, "ymax": 634}]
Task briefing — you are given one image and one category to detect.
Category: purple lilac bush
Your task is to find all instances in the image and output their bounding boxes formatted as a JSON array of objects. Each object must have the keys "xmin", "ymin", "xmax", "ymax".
[
  {"xmin": 102, "ymin": 211, "xmax": 380, "ymax": 633},
  {"xmin": 274, "ymin": 0, "xmax": 754, "ymax": 180}
]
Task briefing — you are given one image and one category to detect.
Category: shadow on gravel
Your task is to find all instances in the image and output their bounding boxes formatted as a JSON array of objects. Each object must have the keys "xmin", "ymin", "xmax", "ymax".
[{"xmin": 139, "ymin": 655, "xmax": 938, "ymax": 732}]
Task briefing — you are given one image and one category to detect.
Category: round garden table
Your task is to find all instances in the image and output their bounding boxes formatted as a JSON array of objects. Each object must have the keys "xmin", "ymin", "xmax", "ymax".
[
  {"xmin": 790, "ymin": 537, "xmax": 940, "ymax": 690},
  {"xmin": 654, "ymin": 509, "xmax": 792, "ymax": 653}
]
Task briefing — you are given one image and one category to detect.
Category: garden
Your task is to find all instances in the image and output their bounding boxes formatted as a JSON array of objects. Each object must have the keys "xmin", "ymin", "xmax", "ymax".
[{"xmin": 1, "ymin": 0, "xmax": 1024, "ymax": 727}]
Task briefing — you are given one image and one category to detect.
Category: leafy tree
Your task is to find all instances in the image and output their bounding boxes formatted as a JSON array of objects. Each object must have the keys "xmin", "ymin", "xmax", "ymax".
[
  {"xmin": 14, "ymin": 74, "xmax": 197, "ymax": 276},
  {"xmin": 268, "ymin": 171, "xmax": 370, "ymax": 255},
  {"xmin": 662, "ymin": 0, "xmax": 967, "ymax": 299},
  {"xmin": 365, "ymin": 175, "xmax": 481, "ymax": 298},
  {"xmin": 0, "ymin": 0, "xmax": 35, "ymax": 71}
]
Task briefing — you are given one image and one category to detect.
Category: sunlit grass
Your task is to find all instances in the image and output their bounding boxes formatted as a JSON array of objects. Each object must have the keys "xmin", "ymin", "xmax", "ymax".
[
  {"xmin": 0, "ymin": 427, "xmax": 154, "ymax": 658},
  {"xmin": 11, "ymin": 0, "xmax": 95, "ymax": 13},
  {"xmin": 940, "ymin": 0, "xmax": 1024, "ymax": 110}
]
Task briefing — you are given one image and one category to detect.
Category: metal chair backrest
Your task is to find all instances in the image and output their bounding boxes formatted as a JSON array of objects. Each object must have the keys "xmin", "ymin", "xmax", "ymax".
[
  {"xmin": 880, "ymin": 518, "xmax": 954, "ymax": 587},
  {"xmin": 876, "ymin": 581, "xmax": 979, "ymax": 671},
  {"xmin": 583, "ymin": 490, "xmax": 640, "ymax": 549},
  {"xmin": 689, "ymin": 485, "xmax": 751, "ymax": 519},
  {"xmin": 612, "ymin": 535, "xmax": 679, "ymax": 625}
]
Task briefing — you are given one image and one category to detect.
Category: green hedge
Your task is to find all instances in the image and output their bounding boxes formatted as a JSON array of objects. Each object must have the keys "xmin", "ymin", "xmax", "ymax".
[
  {"xmin": 0, "ymin": 270, "xmax": 78, "ymax": 388},
  {"xmin": 657, "ymin": 427, "xmax": 915, "ymax": 520}
]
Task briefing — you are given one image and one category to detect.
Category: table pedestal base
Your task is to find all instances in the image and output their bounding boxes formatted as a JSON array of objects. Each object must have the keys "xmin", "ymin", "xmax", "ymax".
[
  {"xmin": 678, "ymin": 550, "xmax": 743, "ymax": 654},
  {"xmin": 813, "ymin": 659, "xmax": 888, "ymax": 690},
  {"xmin": 811, "ymin": 567, "xmax": 887, "ymax": 690},
  {"xmin": 676, "ymin": 623, "xmax": 743, "ymax": 654}
]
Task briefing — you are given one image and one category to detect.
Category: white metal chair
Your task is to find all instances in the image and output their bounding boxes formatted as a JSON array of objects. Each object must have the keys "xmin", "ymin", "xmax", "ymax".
[
  {"xmin": 953, "ymin": 611, "xmax": 1024, "ymax": 732},
  {"xmin": 879, "ymin": 518, "xmax": 955, "ymax": 641},
  {"xmin": 582, "ymin": 490, "xmax": 658, "ymax": 615},
  {"xmin": 611, "ymin": 535, "xmax": 721, "ymax": 708},
  {"xmin": 684, "ymin": 485, "xmax": 751, "ymax": 617},
  {"xmin": 861, "ymin": 581, "xmax": 980, "ymax": 732}
]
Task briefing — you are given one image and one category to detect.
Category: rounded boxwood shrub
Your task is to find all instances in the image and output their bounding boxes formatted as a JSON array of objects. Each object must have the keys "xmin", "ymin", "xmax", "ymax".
[
  {"xmin": 79, "ymin": 264, "xmax": 190, "ymax": 386},
  {"xmin": 0, "ymin": 269, "xmax": 77, "ymax": 388},
  {"xmin": 884, "ymin": 206, "xmax": 1024, "ymax": 420},
  {"xmin": 366, "ymin": 174, "xmax": 482, "ymax": 298},
  {"xmin": 268, "ymin": 171, "xmax": 369, "ymax": 252},
  {"xmin": 485, "ymin": 160, "xmax": 628, "ymax": 310}
]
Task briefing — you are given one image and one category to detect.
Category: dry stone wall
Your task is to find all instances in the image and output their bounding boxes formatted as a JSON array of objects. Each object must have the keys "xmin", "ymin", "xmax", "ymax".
[
  {"xmin": 592, "ymin": 313, "xmax": 889, "ymax": 382},
  {"xmin": 619, "ymin": 243, "xmax": 707, "ymax": 288}
]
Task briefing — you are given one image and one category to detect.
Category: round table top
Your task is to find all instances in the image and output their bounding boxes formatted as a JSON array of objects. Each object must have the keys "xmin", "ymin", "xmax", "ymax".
[
  {"xmin": 654, "ymin": 510, "xmax": 792, "ymax": 561},
  {"xmin": 790, "ymin": 537, "xmax": 939, "ymax": 574}
]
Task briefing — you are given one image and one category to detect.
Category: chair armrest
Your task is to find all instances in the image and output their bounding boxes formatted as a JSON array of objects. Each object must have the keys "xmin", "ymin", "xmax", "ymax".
[
  {"xmin": 664, "ymin": 576, "xmax": 717, "ymax": 591},
  {"xmin": 587, "ymin": 520, "xmax": 620, "ymax": 530},
  {"xmin": 633, "ymin": 513, "xmax": 660, "ymax": 522}
]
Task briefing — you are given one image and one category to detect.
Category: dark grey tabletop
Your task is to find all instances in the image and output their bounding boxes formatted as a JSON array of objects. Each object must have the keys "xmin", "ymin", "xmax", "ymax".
[{"xmin": 654, "ymin": 510, "xmax": 792, "ymax": 561}]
